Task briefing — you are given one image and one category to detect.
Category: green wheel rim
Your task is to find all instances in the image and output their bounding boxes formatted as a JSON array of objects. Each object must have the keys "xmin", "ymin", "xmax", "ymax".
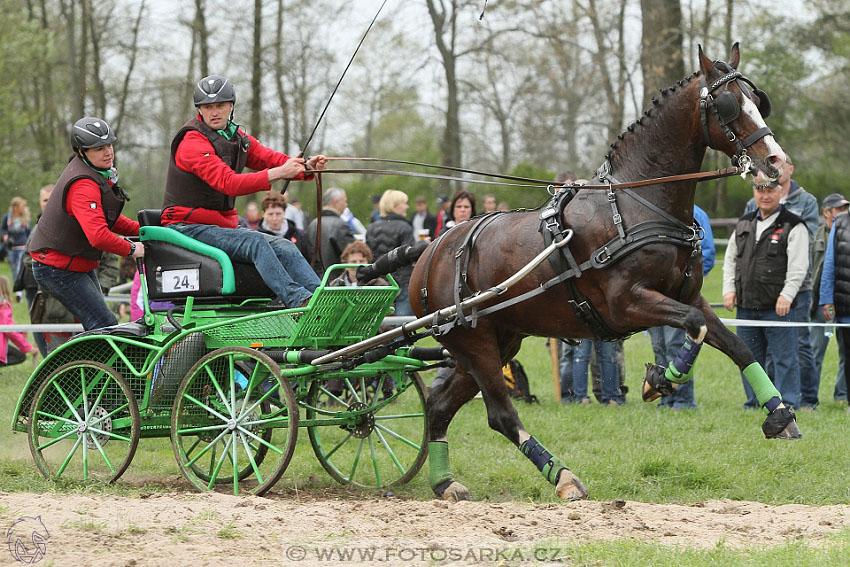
[
  {"xmin": 28, "ymin": 361, "xmax": 140, "ymax": 484},
  {"xmin": 171, "ymin": 347, "xmax": 298, "ymax": 496},
  {"xmin": 306, "ymin": 371, "xmax": 428, "ymax": 488}
]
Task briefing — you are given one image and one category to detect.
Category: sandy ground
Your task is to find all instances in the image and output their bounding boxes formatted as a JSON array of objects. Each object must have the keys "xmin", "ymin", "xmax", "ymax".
[{"xmin": 2, "ymin": 488, "xmax": 849, "ymax": 566}]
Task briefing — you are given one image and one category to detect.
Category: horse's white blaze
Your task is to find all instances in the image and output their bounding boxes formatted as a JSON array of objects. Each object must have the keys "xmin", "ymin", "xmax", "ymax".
[{"xmin": 741, "ymin": 95, "xmax": 784, "ymax": 161}]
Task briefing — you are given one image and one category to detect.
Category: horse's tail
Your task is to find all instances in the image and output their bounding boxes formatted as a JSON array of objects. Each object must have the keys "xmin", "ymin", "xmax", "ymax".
[{"xmin": 356, "ymin": 241, "xmax": 429, "ymax": 284}]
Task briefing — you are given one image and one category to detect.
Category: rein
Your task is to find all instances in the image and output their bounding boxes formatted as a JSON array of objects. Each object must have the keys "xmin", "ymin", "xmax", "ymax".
[{"xmin": 319, "ymin": 157, "xmax": 745, "ymax": 190}]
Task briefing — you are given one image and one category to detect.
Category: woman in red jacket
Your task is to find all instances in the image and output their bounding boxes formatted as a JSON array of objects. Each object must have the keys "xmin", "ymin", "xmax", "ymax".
[{"xmin": 30, "ymin": 117, "xmax": 144, "ymax": 331}]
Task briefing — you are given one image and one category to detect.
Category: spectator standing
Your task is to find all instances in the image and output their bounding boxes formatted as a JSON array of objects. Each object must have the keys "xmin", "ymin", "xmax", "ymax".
[
  {"xmin": 723, "ymin": 180, "xmax": 809, "ymax": 409},
  {"xmin": 329, "ymin": 240, "xmax": 387, "ymax": 287},
  {"xmin": 2, "ymin": 197, "xmax": 31, "ymax": 281},
  {"xmin": 284, "ymin": 196, "xmax": 307, "ymax": 231},
  {"xmin": 256, "ymin": 191, "xmax": 310, "ymax": 259},
  {"xmin": 812, "ymin": 193, "xmax": 849, "ymax": 405},
  {"xmin": 571, "ymin": 338, "xmax": 625, "ymax": 406},
  {"xmin": 305, "ymin": 187, "xmax": 355, "ymax": 278},
  {"xmin": 369, "ymin": 194, "xmax": 382, "ymax": 224},
  {"xmin": 366, "ymin": 190, "xmax": 416, "ymax": 317},
  {"xmin": 30, "ymin": 117, "xmax": 143, "ymax": 331},
  {"xmin": 239, "ymin": 200, "xmax": 261, "ymax": 230},
  {"xmin": 819, "ymin": 201, "xmax": 850, "ymax": 413},
  {"xmin": 649, "ymin": 204, "xmax": 715, "ymax": 409},
  {"xmin": 482, "ymin": 194, "xmax": 497, "ymax": 213},
  {"xmin": 410, "ymin": 195, "xmax": 437, "ymax": 240},
  {"xmin": 434, "ymin": 195, "xmax": 450, "ymax": 235},
  {"xmin": 743, "ymin": 156, "xmax": 819, "ymax": 409},
  {"xmin": 437, "ymin": 190, "xmax": 476, "ymax": 237},
  {"xmin": 162, "ymin": 75, "xmax": 323, "ymax": 309},
  {"xmin": 0, "ymin": 275, "xmax": 37, "ymax": 368}
]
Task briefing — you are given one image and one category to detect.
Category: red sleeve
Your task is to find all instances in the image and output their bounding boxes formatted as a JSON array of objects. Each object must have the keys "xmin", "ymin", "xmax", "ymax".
[
  {"xmin": 65, "ymin": 179, "xmax": 134, "ymax": 256},
  {"xmin": 246, "ymin": 134, "xmax": 314, "ymax": 181},
  {"xmin": 175, "ymin": 131, "xmax": 273, "ymax": 196},
  {"xmin": 112, "ymin": 215, "xmax": 140, "ymax": 237}
]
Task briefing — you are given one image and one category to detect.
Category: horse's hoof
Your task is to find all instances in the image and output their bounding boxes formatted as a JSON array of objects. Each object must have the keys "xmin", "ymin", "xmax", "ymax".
[
  {"xmin": 762, "ymin": 407, "xmax": 801, "ymax": 439},
  {"xmin": 641, "ymin": 363, "xmax": 675, "ymax": 402},
  {"xmin": 555, "ymin": 469, "xmax": 589, "ymax": 501},
  {"xmin": 440, "ymin": 481, "xmax": 471, "ymax": 502}
]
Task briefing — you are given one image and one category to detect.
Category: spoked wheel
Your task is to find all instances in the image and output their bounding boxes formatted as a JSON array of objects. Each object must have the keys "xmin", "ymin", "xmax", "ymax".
[
  {"xmin": 187, "ymin": 361, "xmax": 271, "ymax": 484},
  {"xmin": 306, "ymin": 371, "xmax": 428, "ymax": 488},
  {"xmin": 171, "ymin": 347, "xmax": 298, "ymax": 496},
  {"xmin": 28, "ymin": 361, "xmax": 140, "ymax": 484}
]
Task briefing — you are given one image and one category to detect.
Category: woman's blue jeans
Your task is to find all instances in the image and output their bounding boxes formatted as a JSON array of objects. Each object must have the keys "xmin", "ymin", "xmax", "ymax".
[
  {"xmin": 32, "ymin": 261, "xmax": 117, "ymax": 331},
  {"xmin": 169, "ymin": 224, "xmax": 320, "ymax": 307}
]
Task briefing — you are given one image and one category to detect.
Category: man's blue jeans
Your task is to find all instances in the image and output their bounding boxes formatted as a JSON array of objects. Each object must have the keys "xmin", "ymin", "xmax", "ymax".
[
  {"xmin": 32, "ymin": 261, "xmax": 117, "ymax": 331},
  {"xmin": 170, "ymin": 224, "xmax": 319, "ymax": 307},
  {"xmin": 791, "ymin": 290, "xmax": 819, "ymax": 406},
  {"xmin": 559, "ymin": 342, "xmax": 574, "ymax": 402},
  {"xmin": 737, "ymin": 307, "xmax": 801, "ymax": 409},
  {"xmin": 649, "ymin": 325, "xmax": 697, "ymax": 409},
  {"xmin": 572, "ymin": 339, "xmax": 624, "ymax": 404},
  {"xmin": 811, "ymin": 308, "xmax": 847, "ymax": 402}
]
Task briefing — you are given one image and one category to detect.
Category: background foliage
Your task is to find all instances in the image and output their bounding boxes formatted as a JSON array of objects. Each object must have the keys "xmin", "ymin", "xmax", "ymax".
[{"xmin": 0, "ymin": 0, "xmax": 847, "ymax": 223}]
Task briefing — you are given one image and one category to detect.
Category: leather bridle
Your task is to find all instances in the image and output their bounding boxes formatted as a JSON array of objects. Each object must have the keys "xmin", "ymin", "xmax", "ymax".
[{"xmin": 698, "ymin": 62, "xmax": 774, "ymax": 173}]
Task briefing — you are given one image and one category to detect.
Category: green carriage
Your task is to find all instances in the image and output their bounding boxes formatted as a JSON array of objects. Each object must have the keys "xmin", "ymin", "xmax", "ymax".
[{"xmin": 11, "ymin": 216, "xmax": 442, "ymax": 495}]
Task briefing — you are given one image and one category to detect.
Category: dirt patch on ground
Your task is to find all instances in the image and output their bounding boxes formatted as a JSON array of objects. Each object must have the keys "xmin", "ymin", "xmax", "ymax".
[{"xmin": 2, "ymin": 490, "xmax": 848, "ymax": 566}]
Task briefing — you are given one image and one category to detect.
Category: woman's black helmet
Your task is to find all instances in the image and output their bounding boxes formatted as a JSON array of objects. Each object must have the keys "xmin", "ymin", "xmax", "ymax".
[
  {"xmin": 70, "ymin": 117, "xmax": 117, "ymax": 151},
  {"xmin": 193, "ymin": 75, "xmax": 236, "ymax": 107}
]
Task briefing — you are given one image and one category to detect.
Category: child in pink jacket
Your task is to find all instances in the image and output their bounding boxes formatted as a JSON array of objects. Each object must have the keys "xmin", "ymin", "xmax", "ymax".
[{"xmin": 0, "ymin": 275, "xmax": 37, "ymax": 367}]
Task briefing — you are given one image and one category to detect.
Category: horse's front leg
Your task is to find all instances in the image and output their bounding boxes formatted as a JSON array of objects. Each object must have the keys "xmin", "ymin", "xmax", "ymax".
[
  {"xmin": 697, "ymin": 297, "xmax": 801, "ymax": 439},
  {"xmin": 614, "ymin": 289, "xmax": 799, "ymax": 438}
]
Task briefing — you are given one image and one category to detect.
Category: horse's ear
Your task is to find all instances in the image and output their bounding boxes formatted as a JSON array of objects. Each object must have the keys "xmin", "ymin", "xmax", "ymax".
[
  {"xmin": 698, "ymin": 44, "xmax": 714, "ymax": 76},
  {"xmin": 729, "ymin": 42, "xmax": 741, "ymax": 69}
]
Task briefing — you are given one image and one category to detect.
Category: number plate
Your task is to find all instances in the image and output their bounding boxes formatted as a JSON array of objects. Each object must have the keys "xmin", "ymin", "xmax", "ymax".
[{"xmin": 161, "ymin": 268, "xmax": 200, "ymax": 293}]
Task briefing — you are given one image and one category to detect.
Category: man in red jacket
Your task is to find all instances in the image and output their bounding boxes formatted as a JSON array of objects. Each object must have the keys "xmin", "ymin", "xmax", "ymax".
[{"xmin": 162, "ymin": 75, "xmax": 325, "ymax": 307}]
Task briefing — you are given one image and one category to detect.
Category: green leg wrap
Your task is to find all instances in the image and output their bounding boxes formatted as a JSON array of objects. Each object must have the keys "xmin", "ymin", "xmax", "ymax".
[
  {"xmin": 428, "ymin": 441, "xmax": 454, "ymax": 490},
  {"xmin": 742, "ymin": 362, "xmax": 781, "ymax": 413},
  {"xmin": 664, "ymin": 362, "xmax": 695, "ymax": 384},
  {"xmin": 520, "ymin": 436, "xmax": 569, "ymax": 486}
]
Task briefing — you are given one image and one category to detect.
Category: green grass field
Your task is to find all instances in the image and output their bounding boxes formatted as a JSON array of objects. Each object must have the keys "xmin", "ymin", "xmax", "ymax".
[{"xmin": 2, "ymin": 251, "xmax": 849, "ymax": 564}]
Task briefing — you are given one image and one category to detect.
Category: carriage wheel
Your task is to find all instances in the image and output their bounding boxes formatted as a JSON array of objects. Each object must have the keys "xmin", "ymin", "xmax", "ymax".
[
  {"xmin": 186, "ymin": 361, "xmax": 271, "ymax": 484},
  {"xmin": 28, "ymin": 361, "xmax": 140, "ymax": 484},
  {"xmin": 171, "ymin": 347, "xmax": 298, "ymax": 496},
  {"xmin": 306, "ymin": 371, "xmax": 428, "ymax": 489}
]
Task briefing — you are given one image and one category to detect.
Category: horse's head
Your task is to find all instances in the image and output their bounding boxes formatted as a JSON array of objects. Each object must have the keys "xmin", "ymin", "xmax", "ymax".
[{"xmin": 698, "ymin": 43, "xmax": 784, "ymax": 180}]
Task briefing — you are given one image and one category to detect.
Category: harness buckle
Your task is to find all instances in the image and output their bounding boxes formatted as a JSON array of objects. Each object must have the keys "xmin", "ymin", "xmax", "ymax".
[
  {"xmin": 612, "ymin": 213, "xmax": 622, "ymax": 226},
  {"xmin": 595, "ymin": 247, "xmax": 612, "ymax": 265}
]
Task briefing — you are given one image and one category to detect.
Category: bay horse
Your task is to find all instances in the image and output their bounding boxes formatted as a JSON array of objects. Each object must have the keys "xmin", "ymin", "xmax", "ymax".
[{"xmin": 407, "ymin": 44, "xmax": 793, "ymax": 501}]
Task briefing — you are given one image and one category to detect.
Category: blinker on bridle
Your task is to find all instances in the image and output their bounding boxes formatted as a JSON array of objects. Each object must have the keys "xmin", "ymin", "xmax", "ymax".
[{"xmin": 698, "ymin": 60, "xmax": 773, "ymax": 173}]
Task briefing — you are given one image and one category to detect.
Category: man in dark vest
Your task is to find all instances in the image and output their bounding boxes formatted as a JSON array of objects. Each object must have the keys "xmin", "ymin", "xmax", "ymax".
[
  {"xmin": 162, "ymin": 75, "xmax": 325, "ymax": 307},
  {"xmin": 723, "ymin": 180, "xmax": 809, "ymax": 410},
  {"xmin": 30, "ymin": 117, "xmax": 144, "ymax": 331}
]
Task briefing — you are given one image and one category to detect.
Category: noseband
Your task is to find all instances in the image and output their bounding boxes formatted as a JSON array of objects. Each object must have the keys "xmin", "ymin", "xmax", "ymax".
[{"xmin": 699, "ymin": 62, "xmax": 773, "ymax": 171}]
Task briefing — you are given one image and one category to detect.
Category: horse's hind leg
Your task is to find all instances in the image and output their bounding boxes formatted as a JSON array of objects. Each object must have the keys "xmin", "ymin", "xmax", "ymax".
[
  {"xmin": 432, "ymin": 326, "xmax": 588, "ymax": 501},
  {"xmin": 426, "ymin": 364, "xmax": 480, "ymax": 501}
]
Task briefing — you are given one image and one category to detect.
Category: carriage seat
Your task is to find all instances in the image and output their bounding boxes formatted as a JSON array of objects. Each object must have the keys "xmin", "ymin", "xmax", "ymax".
[{"xmin": 137, "ymin": 209, "xmax": 273, "ymax": 303}]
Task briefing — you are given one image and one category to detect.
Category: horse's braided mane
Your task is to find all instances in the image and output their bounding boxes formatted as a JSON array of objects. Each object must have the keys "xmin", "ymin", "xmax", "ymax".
[{"xmin": 605, "ymin": 70, "xmax": 702, "ymax": 163}]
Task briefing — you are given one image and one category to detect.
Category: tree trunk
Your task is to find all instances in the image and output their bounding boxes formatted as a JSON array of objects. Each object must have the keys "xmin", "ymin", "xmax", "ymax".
[
  {"xmin": 273, "ymin": 0, "xmax": 291, "ymax": 149},
  {"xmin": 425, "ymin": 0, "xmax": 463, "ymax": 193},
  {"xmin": 250, "ymin": 0, "xmax": 263, "ymax": 137},
  {"xmin": 639, "ymin": 0, "xmax": 685, "ymax": 109}
]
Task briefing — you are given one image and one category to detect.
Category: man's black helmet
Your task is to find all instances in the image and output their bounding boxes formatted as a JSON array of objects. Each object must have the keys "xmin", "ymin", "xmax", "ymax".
[
  {"xmin": 193, "ymin": 75, "xmax": 236, "ymax": 107},
  {"xmin": 70, "ymin": 117, "xmax": 117, "ymax": 151}
]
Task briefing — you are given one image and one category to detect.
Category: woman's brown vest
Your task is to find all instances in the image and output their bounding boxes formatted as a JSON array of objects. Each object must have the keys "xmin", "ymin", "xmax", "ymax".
[
  {"xmin": 30, "ymin": 155, "xmax": 127, "ymax": 261},
  {"xmin": 162, "ymin": 117, "xmax": 249, "ymax": 212}
]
